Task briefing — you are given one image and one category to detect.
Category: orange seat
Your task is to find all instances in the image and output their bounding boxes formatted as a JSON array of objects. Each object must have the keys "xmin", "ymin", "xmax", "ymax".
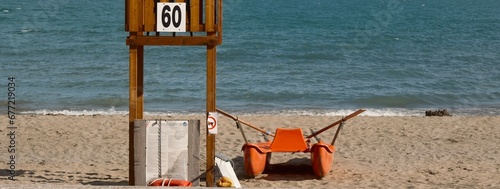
[{"xmin": 269, "ymin": 128, "xmax": 308, "ymax": 152}]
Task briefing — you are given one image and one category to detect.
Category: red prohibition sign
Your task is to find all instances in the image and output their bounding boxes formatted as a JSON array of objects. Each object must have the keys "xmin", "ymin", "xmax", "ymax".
[{"xmin": 207, "ymin": 116, "xmax": 217, "ymax": 130}]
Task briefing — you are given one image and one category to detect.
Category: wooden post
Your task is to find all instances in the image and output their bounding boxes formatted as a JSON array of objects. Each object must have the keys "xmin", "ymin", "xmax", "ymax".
[
  {"xmin": 205, "ymin": 0, "xmax": 217, "ymax": 186},
  {"xmin": 206, "ymin": 33, "xmax": 217, "ymax": 187},
  {"xmin": 129, "ymin": 44, "xmax": 144, "ymax": 186},
  {"xmin": 128, "ymin": 44, "xmax": 137, "ymax": 186},
  {"xmin": 127, "ymin": 0, "xmax": 144, "ymax": 185},
  {"xmin": 129, "ymin": 40, "xmax": 144, "ymax": 185}
]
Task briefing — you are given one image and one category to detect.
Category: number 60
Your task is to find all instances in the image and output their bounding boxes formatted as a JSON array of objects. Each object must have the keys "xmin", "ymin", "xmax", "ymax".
[{"xmin": 157, "ymin": 3, "xmax": 186, "ymax": 32}]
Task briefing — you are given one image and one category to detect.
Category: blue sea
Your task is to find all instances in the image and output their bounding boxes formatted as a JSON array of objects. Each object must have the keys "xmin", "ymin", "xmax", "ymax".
[{"xmin": 1, "ymin": 0, "xmax": 499, "ymax": 116}]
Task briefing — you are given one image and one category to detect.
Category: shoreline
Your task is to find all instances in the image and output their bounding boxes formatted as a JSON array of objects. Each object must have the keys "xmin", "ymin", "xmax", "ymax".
[
  {"xmin": 12, "ymin": 107, "xmax": 500, "ymax": 117},
  {"xmin": 1, "ymin": 114, "xmax": 499, "ymax": 187}
]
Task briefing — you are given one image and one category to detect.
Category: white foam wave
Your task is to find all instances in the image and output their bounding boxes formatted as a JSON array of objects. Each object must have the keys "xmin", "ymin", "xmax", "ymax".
[
  {"xmin": 21, "ymin": 107, "xmax": 128, "ymax": 116},
  {"xmin": 243, "ymin": 108, "xmax": 423, "ymax": 117},
  {"xmin": 20, "ymin": 107, "xmax": 205, "ymax": 116},
  {"xmin": 19, "ymin": 108, "xmax": 495, "ymax": 116},
  {"xmin": 145, "ymin": 111, "xmax": 205, "ymax": 117}
]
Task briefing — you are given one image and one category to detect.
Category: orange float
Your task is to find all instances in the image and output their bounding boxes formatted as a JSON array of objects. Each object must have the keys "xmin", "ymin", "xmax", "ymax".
[
  {"xmin": 217, "ymin": 108, "xmax": 365, "ymax": 178},
  {"xmin": 242, "ymin": 142, "xmax": 269, "ymax": 177},
  {"xmin": 310, "ymin": 141, "xmax": 335, "ymax": 177}
]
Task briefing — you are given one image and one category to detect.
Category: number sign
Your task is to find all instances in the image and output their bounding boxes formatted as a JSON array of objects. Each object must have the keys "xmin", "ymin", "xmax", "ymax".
[{"xmin": 157, "ymin": 3, "xmax": 186, "ymax": 32}]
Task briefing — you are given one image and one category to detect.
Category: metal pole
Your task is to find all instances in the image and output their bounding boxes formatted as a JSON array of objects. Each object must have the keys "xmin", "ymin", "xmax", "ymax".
[{"xmin": 331, "ymin": 122, "xmax": 345, "ymax": 146}]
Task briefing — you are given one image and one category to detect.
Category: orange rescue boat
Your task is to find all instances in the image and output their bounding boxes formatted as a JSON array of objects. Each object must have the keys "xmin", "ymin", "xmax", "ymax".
[{"xmin": 217, "ymin": 108, "xmax": 365, "ymax": 178}]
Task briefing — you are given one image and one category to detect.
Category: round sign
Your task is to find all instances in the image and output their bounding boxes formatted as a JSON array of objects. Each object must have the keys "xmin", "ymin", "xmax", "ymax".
[{"xmin": 207, "ymin": 116, "xmax": 217, "ymax": 130}]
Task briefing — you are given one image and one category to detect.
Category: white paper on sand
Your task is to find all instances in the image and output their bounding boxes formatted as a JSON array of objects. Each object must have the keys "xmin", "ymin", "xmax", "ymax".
[{"xmin": 145, "ymin": 120, "xmax": 189, "ymax": 181}]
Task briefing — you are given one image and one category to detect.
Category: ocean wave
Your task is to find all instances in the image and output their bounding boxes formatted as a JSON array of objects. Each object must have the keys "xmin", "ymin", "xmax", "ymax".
[
  {"xmin": 19, "ymin": 107, "xmax": 498, "ymax": 117},
  {"xmin": 20, "ymin": 108, "xmax": 129, "ymax": 116},
  {"xmin": 232, "ymin": 108, "xmax": 423, "ymax": 117}
]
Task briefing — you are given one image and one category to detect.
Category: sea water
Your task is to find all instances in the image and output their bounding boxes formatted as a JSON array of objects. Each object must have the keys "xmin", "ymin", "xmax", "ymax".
[{"xmin": 1, "ymin": 0, "xmax": 499, "ymax": 116}]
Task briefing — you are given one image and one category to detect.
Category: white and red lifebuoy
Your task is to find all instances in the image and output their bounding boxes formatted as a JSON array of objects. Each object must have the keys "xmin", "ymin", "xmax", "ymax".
[{"xmin": 148, "ymin": 178, "xmax": 192, "ymax": 187}]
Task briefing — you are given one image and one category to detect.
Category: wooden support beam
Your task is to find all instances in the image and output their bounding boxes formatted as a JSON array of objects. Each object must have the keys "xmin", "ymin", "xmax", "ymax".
[
  {"xmin": 128, "ymin": 43, "xmax": 138, "ymax": 186},
  {"xmin": 144, "ymin": 0, "xmax": 155, "ymax": 32},
  {"xmin": 217, "ymin": 0, "xmax": 223, "ymax": 44},
  {"xmin": 127, "ymin": 35, "xmax": 216, "ymax": 46},
  {"xmin": 129, "ymin": 45, "xmax": 144, "ymax": 185},
  {"xmin": 205, "ymin": 31, "xmax": 217, "ymax": 187}
]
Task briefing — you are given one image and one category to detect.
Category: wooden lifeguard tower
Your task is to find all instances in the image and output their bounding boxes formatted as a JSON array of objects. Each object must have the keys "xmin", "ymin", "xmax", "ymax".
[{"xmin": 125, "ymin": 0, "xmax": 222, "ymax": 186}]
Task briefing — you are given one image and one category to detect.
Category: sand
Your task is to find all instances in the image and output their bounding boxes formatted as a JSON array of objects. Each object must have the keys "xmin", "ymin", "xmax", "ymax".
[{"xmin": 1, "ymin": 113, "xmax": 499, "ymax": 188}]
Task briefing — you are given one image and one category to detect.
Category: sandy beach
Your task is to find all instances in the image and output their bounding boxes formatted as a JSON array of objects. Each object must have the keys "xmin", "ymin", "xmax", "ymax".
[{"xmin": 1, "ymin": 113, "xmax": 499, "ymax": 188}]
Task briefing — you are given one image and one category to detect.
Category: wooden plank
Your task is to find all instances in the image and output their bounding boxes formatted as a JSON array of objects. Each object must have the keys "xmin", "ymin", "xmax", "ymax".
[
  {"xmin": 198, "ymin": 0, "xmax": 203, "ymax": 30},
  {"xmin": 190, "ymin": 0, "xmax": 200, "ymax": 31},
  {"xmin": 129, "ymin": 0, "xmax": 144, "ymax": 31},
  {"xmin": 206, "ymin": 0, "xmax": 215, "ymax": 32},
  {"xmin": 198, "ymin": 24, "xmax": 205, "ymax": 31},
  {"xmin": 128, "ymin": 0, "xmax": 140, "ymax": 31},
  {"xmin": 144, "ymin": 0, "xmax": 155, "ymax": 32},
  {"xmin": 205, "ymin": 32, "xmax": 217, "ymax": 187},
  {"xmin": 127, "ymin": 35, "xmax": 214, "ymax": 46},
  {"xmin": 139, "ymin": 0, "xmax": 144, "ymax": 31},
  {"xmin": 189, "ymin": 120, "xmax": 201, "ymax": 186}
]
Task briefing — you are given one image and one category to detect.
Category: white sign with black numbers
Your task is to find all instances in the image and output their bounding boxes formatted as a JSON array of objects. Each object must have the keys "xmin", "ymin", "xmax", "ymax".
[{"xmin": 156, "ymin": 3, "xmax": 186, "ymax": 32}]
